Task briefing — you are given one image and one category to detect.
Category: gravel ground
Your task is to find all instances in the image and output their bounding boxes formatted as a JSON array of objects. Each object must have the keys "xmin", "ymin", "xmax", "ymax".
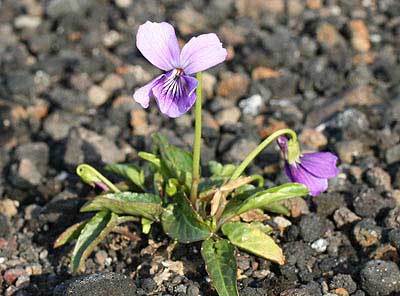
[{"xmin": 1, "ymin": 0, "xmax": 400, "ymax": 295}]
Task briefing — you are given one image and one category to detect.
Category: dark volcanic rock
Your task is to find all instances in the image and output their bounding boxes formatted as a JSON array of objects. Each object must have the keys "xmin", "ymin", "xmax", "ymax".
[
  {"xmin": 329, "ymin": 274, "xmax": 357, "ymax": 294},
  {"xmin": 352, "ymin": 189, "xmax": 390, "ymax": 218},
  {"xmin": 360, "ymin": 260, "xmax": 400, "ymax": 296},
  {"xmin": 299, "ymin": 214, "xmax": 327, "ymax": 242},
  {"xmin": 54, "ymin": 272, "xmax": 137, "ymax": 296},
  {"xmin": 353, "ymin": 219, "xmax": 382, "ymax": 248},
  {"xmin": 313, "ymin": 193, "xmax": 345, "ymax": 217}
]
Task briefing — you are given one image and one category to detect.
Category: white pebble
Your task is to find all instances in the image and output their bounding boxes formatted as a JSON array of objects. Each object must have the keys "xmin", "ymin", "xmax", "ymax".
[{"xmin": 311, "ymin": 238, "xmax": 329, "ymax": 253}]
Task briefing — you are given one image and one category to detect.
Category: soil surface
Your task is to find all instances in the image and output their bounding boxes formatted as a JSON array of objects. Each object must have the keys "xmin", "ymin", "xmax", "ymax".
[{"xmin": 1, "ymin": 0, "xmax": 400, "ymax": 295}]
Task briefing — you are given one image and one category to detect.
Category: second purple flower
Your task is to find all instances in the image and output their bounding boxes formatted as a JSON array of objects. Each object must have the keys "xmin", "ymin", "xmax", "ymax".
[
  {"xmin": 277, "ymin": 136, "xmax": 339, "ymax": 196},
  {"xmin": 133, "ymin": 21, "xmax": 227, "ymax": 118}
]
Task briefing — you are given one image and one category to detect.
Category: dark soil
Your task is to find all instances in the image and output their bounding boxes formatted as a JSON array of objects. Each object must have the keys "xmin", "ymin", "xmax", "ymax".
[{"xmin": 1, "ymin": 0, "xmax": 400, "ymax": 295}]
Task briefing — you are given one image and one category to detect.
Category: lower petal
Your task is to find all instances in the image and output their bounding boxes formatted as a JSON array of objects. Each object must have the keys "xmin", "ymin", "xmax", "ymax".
[
  {"xmin": 153, "ymin": 74, "xmax": 198, "ymax": 118},
  {"xmin": 133, "ymin": 75, "xmax": 164, "ymax": 108},
  {"xmin": 300, "ymin": 152, "xmax": 339, "ymax": 179},
  {"xmin": 287, "ymin": 163, "xmax": 328, "ymax": 196}
]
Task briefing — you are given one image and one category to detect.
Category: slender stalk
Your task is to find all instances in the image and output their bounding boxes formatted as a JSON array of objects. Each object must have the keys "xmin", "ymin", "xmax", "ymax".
[
  {"xmin": 190, "ymin": 72, "xmax": 203, "ymax": 207},
  {"xmin": 229, "ymin": 128, "xmax": 298, "ymax": 182}
]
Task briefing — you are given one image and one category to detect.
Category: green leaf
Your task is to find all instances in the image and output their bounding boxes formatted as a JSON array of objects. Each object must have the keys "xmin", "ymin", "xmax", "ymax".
[
  {"xmin": 161, "ymin": 193, "xmax": 211, "ymax": 243},
  {"xmin": 81, "ymin": 192, "xmax": 163, "ymax": 221},
  {"xmin": 138, "ymin": 152, "xmax": 161, "ymax": 168},
  {"xmin": 54, "ymin": 220, "xmax": 87, "ymax": 248},
  {"xmin": 222, "ymin": 222, "xmax": 284, "ymax": 265},
  {"xmin": 220, "ymin": 183, "xmax": 308, "ymax": 225},
  {"xmin": 208, "ymin": 161, "xmax": 236, "ymax": 178},
  {"xmin": 70, "ymin": 211, "xmax": 118, "ymax": 273},
  {"xmin": 152, "ymin": 133, "xmax": 193, "ymax": 189},
  {"xmin": 141, "ymin": 217, "xmax": 153, "ymax": 234},
  {"xmin": 263, "ymin": 202, "xmax": 290, "ymax": 216},
  {"xmin": 104, "ymin": 164, "xmax": 145, "ymax": 190},
  {"xmin": 201, "ymin": 238, "xmax": 238, "ymax": 296}
]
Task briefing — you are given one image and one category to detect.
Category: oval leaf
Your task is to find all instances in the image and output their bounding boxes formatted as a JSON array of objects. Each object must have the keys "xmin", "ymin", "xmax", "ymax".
[
  {"xmin": 201, "ymin": 238, "xmax": 238, "ymax": 296},
  {"xmin": 220, "ymin": 183, "xmax": 308, "ymax": 224},
  {"xmin": 161, "ymin": 193, "xmax": 211, "ymax": 243},
  {"xmin": 105, "ymin": 164, "xmax": 145, "ymax": 190},
  {"xmin": 71, "ymin": 211, "xmax": 118, "ymax": 273},
  {"xmin": 80, "ymin": 192, "xmax": 162, "ymax": 221},
  {"xmin": 81, "ymin": 192, "xmax": 162, "ymax": 220},
  {"xmin": 222, "ymin": 222, "xmax": 285, "ymax": 265}
]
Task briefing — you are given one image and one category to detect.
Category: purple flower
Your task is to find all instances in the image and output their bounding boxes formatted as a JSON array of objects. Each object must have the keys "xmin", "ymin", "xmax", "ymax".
[
  {"xmin": 277, "ymin": 136, "xmax": 339, "ymax": 196},
  {"xmin": 133, "ymin": 21, "xmax": 227, "ymax": 118}
]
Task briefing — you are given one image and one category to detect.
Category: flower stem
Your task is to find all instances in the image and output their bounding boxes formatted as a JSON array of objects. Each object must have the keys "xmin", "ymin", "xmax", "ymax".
[
  {"xmin": 190, "ymin": 72, "xmax": 203, "ymax": 207},
  {"xmin": 229, "ymin": 128, "xmax": 298, "ymax": 182}
]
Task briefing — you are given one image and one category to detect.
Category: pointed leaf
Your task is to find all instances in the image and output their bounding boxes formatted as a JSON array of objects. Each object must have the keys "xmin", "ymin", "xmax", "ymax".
[
  {"xmin": 81, "ymin": 192, "xmax": 162, "ymax": 221},
  {"xmin": 71, "ymin": 211, "xmax": 118, "ymax": 273},
  {"xmin": 222, "ymin": 222, "xmax": 285, "ymax": 265},
  {"xmin": 104, "ymin": 164, "xmax": 145, "ymax": 190},
  {"xmin": 138, "ymin": 152, "xmax": 161, "ymax": 168},
  {"xmin": 201, "ymin": 238, "xmax": 238, "ymax": 296},
  {"xmin": 220, "ymin": 183, "xmax": 308, "ymax": 224},
  {"xmin": 161, "ymin": 193, "xmax": 211, "ymax": 243},
  {"xmin": 263, "ymin": 202, "xmax": 290, "ymax": 216},
  {"xmin": 152, "ymin": 133, "xmax": 193, "ymax": 189},
  {"xmin": 54, "ymin": 220, "xmax": 87, "ymax": 248}
]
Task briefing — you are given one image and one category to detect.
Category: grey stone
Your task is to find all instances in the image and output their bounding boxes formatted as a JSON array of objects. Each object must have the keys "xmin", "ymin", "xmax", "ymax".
[
  {"xmin": 47, "ymin": 0, "xmax": 96, "ymax": 18},
  {"xmin": 360, "ymin": 260, "xmax": 400, "ymax": 296},
  {"xmin": 386, "ymin": 144, "xmax": 400, "ymax": 164},
  {"xmin": 64, "ymin": 127, "xmax": 125, "ymax": 170},
  {"xmin": 43, "ymin": 111, "xmax": 86, "ymax": 141},
  {"xmin": 10, "ymin": 142, "xmax": 49, "ymax": 188},
  {"xmin": 53, "ymin": 272, "xmax": 136, "ymax": 296}
]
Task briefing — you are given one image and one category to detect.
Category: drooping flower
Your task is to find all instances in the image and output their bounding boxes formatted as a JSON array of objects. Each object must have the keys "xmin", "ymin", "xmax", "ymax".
[
  {"xmin": 277, "ymin": 136, "xmax": 339, "ymax": 196},
  {"xmin": 133, "ymin": 21, "xmax": 227, "ymax": 118}
]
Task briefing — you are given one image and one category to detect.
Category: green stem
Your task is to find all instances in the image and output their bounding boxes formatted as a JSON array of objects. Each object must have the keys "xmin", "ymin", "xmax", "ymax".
[
  {"xmin": 229, "ymin": 128, "xmax": 297, "ymax": 182},
  {"xmin": 190, "ymin": 72, "xmax": 203, "ymax": 207},
  {"xmin": 76, "ymin": 164, "xmax": 120, "ymax": 193}
]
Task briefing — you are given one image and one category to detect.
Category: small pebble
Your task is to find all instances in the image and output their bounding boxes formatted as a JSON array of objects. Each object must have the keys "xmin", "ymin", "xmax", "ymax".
[{"xmin": 311, "ymin": 238, "xmax": 329, "ymax": 253}]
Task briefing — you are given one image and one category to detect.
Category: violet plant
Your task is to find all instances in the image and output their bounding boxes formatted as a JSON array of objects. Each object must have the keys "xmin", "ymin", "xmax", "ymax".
[{"xmin": 55, "ymin": 21, "xmax": 339, "ymax": 296}]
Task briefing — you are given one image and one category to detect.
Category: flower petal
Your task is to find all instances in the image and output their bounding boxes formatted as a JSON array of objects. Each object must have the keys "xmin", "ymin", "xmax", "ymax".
[
  {"xmin": 286, "ymin": 163, "xmax": 328, "ymax": 196},
  {"xmin": 277, "ymin": 136, "xmax": 288, "ymax": 155},
  {"xmin": 136, "ymin": 21, "xmax": 180, "ymax": 71},
  {"xmin": 133, "ymin": 75, "xmax": 164, "ymax": 108},
  {"xmin": 180, "ymin": 33, "xmax": 227, "ymax": 75},
  {"xmin": 300, "ymin": 152, "xmax": 339, "ymax": 179},
  {"xmin": 152, "ymin": 72, "xmax": 198, "ymax": 118}
]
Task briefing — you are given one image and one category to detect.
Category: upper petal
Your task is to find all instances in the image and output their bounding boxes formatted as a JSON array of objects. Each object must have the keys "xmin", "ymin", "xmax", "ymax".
[
  {"xmin": 287, "ymin": 163, "xmax": 328, "ymax": 196},
  {"xmin": 180, "ymin": 33, "xmax": 227, "ymax": 75},
  {"xmin": 300, "ymin": 152, "xmax": 339, "ymax": 179},
  {"xmin": 152, "ymin": 72, "xmax": 198, "ymax": 118},
  {"xmin": 133, "ymin": 75, "xmax": 164, "ymax": 108},
  {"xmin": 136, "ymin": 21, "xmax": 180, "ymax": 71}
]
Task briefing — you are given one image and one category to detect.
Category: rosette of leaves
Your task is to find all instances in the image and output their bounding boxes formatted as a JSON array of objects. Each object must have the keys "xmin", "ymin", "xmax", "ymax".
[{"xmin": 55, "ymin": 133, "xmax": 308, "ymax": 295}]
